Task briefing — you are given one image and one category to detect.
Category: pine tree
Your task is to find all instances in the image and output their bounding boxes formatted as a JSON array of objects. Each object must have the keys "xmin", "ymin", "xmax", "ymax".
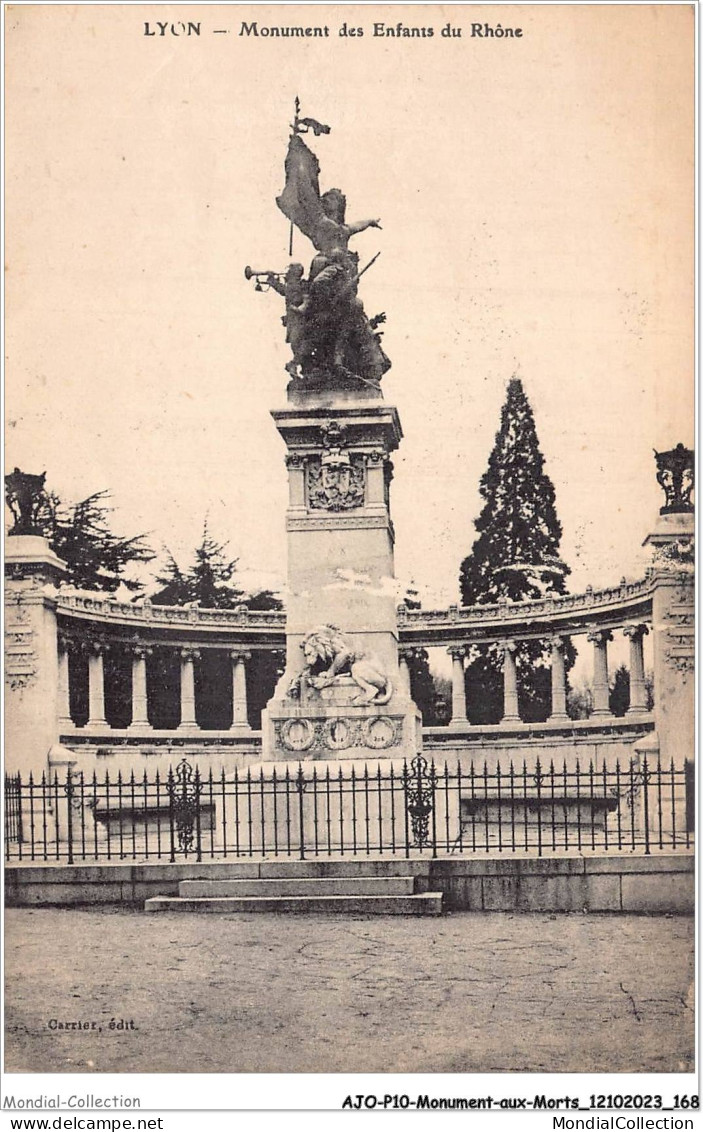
[
  {"xmin": 38, "ymin": 489, "xmax": 153, "ymax": 592},
  {"xmin": 153, "ymin": 521, "xmax": 244, "ymax": 609},
  {"xmin": 459, "ymin": 378, "xmax": 574, "ymax": 723},
  {"xmin": 152, "ymin": 520, "xmax": 283, "ymax": 612},
  {"xmin": 151, "ymin": 520, "xmax": 283, "ymax": 729}
]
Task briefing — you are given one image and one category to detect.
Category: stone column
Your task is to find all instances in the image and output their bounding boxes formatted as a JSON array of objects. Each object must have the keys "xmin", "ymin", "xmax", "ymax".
[
  {"xmin": 398, "ymin": 647, "xmax": 413, "ymax": 698},
  {"xmin": 87, "ymin": 640, "xmax": 108, "ymax": 728},
  {"xmin": 365, "ymin": 450, "xmax": 386, "ymax": 507},
  {"xmin": 587, "ymin": 627, "xmax": 613, "ymax": 716},
  {"xmin": 448, "ymin": 645, "xmax": 468, "ymax": 727},
  {"xmin": 285, "ymin": 453, "xmax": 306, "ymax": 511},
  {"xmin": 230, "ymin": 649, "xmax": 252, "ymax": 733},
  {"xmin": 57, "ymin": 634, "xmax": 73, "ymax": 730},
  {"xmin": 178, "ymin": 647, "xmax": 200, "ymax": 731},
  {"xmin": 4, "ymin": 535, "xmax": 67, "ymax": 775},
  {"xmin": 128, "ymin": 643, "xmax": 152, "ymax": 731},
  {"xmin": 549, "ymin": 635, "xmax": 568, "ymax": 721},
  {"xmin": 623, "ymin": 623, "xmax": 649, "ymax": 714},
  {"xmin": 499, "ymin": 640, "xmax": 520, "ymax": 724}
]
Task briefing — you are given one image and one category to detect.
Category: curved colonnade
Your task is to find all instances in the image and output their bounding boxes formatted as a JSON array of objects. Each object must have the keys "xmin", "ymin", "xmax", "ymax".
[{"xmin": 55, "ymin": 577, "xmax": 655, "ymax": 755}]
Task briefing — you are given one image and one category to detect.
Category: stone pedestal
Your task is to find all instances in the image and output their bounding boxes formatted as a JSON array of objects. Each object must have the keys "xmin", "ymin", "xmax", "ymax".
[
  {"xmin": 644, "ymin": 511, "xmax": 694, "ymax": 766},
  {"xmin": 262, "ymin": 392, "xmax": 421, "ymax": 761},
  {"xmin": 264, "ymin": 678, "xmax": 421, "ymax": 762},
  {"xmin": 5, "ymin": 536, "xmax": 67, "ymax": 775}
]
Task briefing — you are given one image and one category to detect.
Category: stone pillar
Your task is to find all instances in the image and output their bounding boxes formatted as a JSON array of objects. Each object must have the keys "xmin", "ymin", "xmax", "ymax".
[
  {"xmin": 623, "ymin": 623, "xmax": 649, "ymax": 714},
  {"xmin": 268, "ymin": 403, "xmax": 403, "ymax": 720},
  {"xmin": 285, "ymin": 453, "xmax": 306, "ymax": 511},
  {"xmin": 87, "ymin": 640, "xmax": 108, "ymax": 728},
  {"xmin": 365, "ymin": 449, "xmax": 387, "ymax": 508},
  {"xmin": 641, "ymin": 455, "xmax": 694, "ymax": 767},
  {"xmin": 230, "ymin": 649, "xmax": 252, "ymax": 733},
  {"xmin": 57, "ymin": 634, "xmax": 73, "ymax": 731},
  {"xmin": 178, "ymin": 647, "xmax": 200, "ymax": 731},
  {"xmin": 646, "ymin": 551, "xmax": 694, "ymax": 764},
  {"xmin": 499, "ymin": 640, "xmax": 520, "ymax": 723},
  {"xmin": 398, "ymin": 647, "xmax": 413, "ymax": 698},
  {"xmin": 5, "ymin": 535, "xmax": 67, "ymax": 775},
  {"xmin": 587, "ymin": 627, "xmax": 613, "ymax": 716},
  {"xmin": 128, "ymin": 643, "xmax": 152, "ymax": 731},
  {"xmin": 448, "ymin": 645, "xmax": 468, "ymax": 727},
  {"xmin": 549, "ymin": 635, "xmax": 568, "ymax": 721}
]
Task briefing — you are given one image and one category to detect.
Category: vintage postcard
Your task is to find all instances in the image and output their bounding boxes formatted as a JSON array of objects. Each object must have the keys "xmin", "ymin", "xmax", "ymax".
[{"xmin": 3, "ymin": 0, "xmax": 696, "ymax": 1116}]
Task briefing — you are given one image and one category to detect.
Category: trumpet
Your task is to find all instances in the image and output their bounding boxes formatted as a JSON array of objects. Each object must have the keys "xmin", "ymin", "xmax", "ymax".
[{"xmin": 244, "ymin": 266, "xmax": 285, "ymax": 292}]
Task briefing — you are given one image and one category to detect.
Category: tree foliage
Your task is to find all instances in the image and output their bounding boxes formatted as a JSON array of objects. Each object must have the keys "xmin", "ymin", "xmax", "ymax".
[
  {"xmin": 153, "ymin": 522, "xmax": 244, "ymax": 609},
  {"xmin": 460, "ymin": 378, "xmax": 569, "ymax": 605},
  {"xmin": 609, "ymin": 664, "xmax": 630, "ymax": 717},
  {"xmin": 152, "ymin": 521, "xmax": 283, "ymax": 612},
  {"xmin": 401, "ymin": 585, "xmax": 447, "ymax": 725},
  {"xmin": 150, "ymin": 521, "xmax": 283, "ymax": 728},
  {"xmin": 458, "ymin": 378, "xmax": 574, "ymax": 723},
  {"xmin": 38, "ymin": 489, "xmax": 153, "ymax": 592}
]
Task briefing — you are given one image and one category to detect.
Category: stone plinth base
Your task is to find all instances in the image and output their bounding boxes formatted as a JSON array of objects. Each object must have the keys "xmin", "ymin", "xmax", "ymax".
[{"xmin": 262, "ymin": 688, "xmax": 421, "ymax": 763}]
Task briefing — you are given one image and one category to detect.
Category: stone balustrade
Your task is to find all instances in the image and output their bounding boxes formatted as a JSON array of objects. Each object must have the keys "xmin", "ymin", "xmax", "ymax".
[
  {"xmin": 50, "ymin": 577, "xmax": 657, "ymax": 740},
  {"xmin": 396, "ymin": 576, "xmax": 654, "ymax": 643},
  {"xmin": 56, "ymin": 592, "xmax": 286, "ymax": 634}
]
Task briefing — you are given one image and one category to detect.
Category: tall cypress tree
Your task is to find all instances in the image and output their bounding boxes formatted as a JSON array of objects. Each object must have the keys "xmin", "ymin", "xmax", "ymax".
[{"xmin": 459, "ymin": 378, "xmax": 573, "ymax": 723}]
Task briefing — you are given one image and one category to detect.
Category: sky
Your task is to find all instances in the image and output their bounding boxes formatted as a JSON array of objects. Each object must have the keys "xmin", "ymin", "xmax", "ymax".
[{"xmin": 5, "ymin": 3, "xmax": 694, "ymax": 609}]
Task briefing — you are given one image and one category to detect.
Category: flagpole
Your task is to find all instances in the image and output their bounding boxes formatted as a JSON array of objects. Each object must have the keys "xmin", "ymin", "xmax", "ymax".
[{"xmin": 287, "ymin": 96, "xmax": 299, "ymax": 258}]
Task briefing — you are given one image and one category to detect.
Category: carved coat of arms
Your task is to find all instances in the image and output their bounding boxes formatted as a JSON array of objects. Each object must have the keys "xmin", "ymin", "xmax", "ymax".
[{"xmin": 308, "ymin": 449, "xmax": 364, "ymax": 511}]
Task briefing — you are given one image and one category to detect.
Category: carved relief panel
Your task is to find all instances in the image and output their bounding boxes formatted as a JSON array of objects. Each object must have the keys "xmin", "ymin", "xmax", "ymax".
[{"xmin": 307, "ymin": 450, "xmax": 365, "ymax": 511}]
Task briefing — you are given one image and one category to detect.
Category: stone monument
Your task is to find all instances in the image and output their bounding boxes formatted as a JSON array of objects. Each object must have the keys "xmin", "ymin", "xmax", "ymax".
[
  {"xmin": 4, "ymin": 469, "xmax": 68, "ymax": 775},
  {"xmin": 643, "ymin": 443, "xmax": 695, "ymax": 767},
  {"xmin": 249, "ymin": 104, "xmax": 421, "ymax": 762}
]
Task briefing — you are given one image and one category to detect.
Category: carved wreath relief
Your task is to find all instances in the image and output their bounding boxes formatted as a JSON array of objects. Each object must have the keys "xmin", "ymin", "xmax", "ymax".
[{"xmin": 275, "ymin": 715, "xmax": 402, "ymax": 754}]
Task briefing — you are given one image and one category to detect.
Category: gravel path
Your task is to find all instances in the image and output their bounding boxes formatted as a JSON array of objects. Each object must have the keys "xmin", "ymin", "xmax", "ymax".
[{"xmin": 4, "ymin": 908, "xmax": 694, "ymax": 1074}]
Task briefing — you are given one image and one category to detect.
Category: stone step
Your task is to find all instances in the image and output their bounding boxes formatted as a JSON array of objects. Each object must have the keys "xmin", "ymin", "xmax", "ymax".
[
  {"xmin": 144, "ymin": 892, "xmax": 443, "ymax": 915},
  {"xmin": 178, "ymin": 876, "xmax": 415, "ymax": 898},
  {"xmin": 138, "ymin": 859, "xmax": 424, "ymax": 880}
]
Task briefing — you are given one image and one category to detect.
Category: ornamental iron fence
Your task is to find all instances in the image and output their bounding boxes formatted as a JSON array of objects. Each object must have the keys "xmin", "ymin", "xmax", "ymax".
[{"xmin": 4, "ymin": 756, "xmax": 694, "ymax": 865}]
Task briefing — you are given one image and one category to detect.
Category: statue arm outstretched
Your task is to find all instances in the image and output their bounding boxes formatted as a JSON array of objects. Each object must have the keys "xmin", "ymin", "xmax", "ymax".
[{"xmin": 346, "ymin": 218, "xmax": 382, "ymax": 236}]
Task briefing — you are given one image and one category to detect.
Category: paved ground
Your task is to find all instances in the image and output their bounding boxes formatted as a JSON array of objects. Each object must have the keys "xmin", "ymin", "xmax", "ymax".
[{"xmin": 4, "ymin": 908, "xmax": 694, "ymax": 1074}]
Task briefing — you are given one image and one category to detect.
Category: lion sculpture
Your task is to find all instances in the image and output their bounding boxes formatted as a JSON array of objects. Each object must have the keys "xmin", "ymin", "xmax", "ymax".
[{"xmin": 289, "ymin": 625, "xmax": 393, "ymax": 706}]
